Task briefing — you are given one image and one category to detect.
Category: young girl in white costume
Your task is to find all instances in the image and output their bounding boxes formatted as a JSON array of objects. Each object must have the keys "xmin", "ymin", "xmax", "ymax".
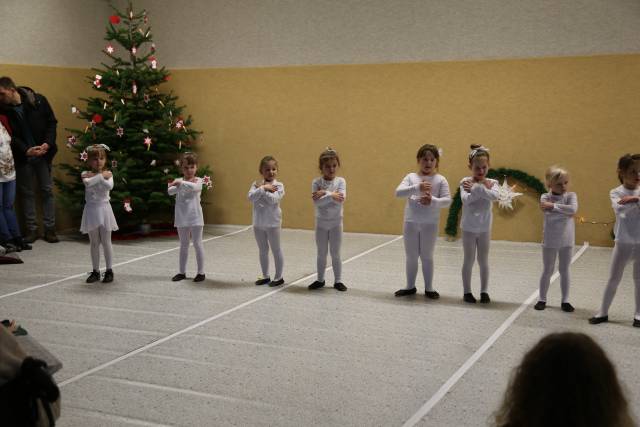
[
  {"xmin": 308, "ymin": 148, "xmax": 347, "ymax": 292},
  {"xmin": 395, "ymin": 144, "xmax": 451, "ymax": 298},
  {"xmin": 460, "ymin": 144, "xmax": 499, "ymax": 303},
  {"xmin": 168, "ymin": 152, "xmax": 205, "ymax": 282},
  {"xmin": 248, "ymin": 156, "xmax": 285, "ymax": 287},
  {"xmin": 590, "ymin": 153, "xmax": 640, "ymax": 327},
  {"xmin": 535, "ymin": 166, "xmax": 578, "ymax": 312},
  {"xmin": 81, "ymin": 144, "xmax": 118, "ymax": 283}
]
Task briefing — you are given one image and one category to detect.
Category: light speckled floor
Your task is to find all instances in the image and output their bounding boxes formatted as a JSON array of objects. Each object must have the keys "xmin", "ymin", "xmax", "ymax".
[{"xmin": 1, "ymin": 225, "xmax": 638, "ymax": 426}]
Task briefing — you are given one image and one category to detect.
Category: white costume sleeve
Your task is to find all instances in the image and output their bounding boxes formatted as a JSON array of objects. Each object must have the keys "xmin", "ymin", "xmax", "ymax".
[
  {"xmin": 552, "ymin": 192, "xmax": 578, "ymax": 216},
  {"xmin": 395, "ymin": 174, "xmax": 421, "ymax": 198},
  {"xmin": 611, "ymin": 189, "xmax": 640, "ymax": 217},
  {"xmin": 430, "ymin": 177, "xmax": 452, "ymax": 208}
]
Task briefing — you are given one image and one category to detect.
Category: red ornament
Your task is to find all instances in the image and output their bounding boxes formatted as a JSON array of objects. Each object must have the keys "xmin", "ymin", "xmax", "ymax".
[
  {"xmin": 163, "ymin": 75, "xmax": 171, "ymax": 81},
  {"xmin": 109, "ymin": 15, "xmax": 120, "ymax": 24},
  {"xmin": 92, "ymin": 114, "xmax": 103, "ymax": 124}
]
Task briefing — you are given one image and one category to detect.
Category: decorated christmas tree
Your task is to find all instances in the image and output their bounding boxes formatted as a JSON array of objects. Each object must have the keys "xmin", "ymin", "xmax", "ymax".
[{"xmin": 56, "ymin": 2, "xmax": 211, "ymax": 229}]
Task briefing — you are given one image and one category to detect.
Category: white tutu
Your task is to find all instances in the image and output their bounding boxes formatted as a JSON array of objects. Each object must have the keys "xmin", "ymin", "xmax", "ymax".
[{"xmin": 80, "ymin": 202, "xmax": 119, "ymax": 234}]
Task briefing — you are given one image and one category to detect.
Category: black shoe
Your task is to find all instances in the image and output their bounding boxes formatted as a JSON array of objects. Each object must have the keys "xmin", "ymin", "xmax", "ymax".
[
  {"xmin": 2, "ymin": 242, "xmax": 19, "ymax": 253},
  {"xmin": 193, "ymin": 274, "xmax": 206, "ymax": 282},
  {"xmin": 395, "ymin": 288, "xmax": 417, "ymax": 297},
  {"xmin": 333, "ymin": 282, "xmax": 347, "ymax": 292},
  {"xmin": 425, "ymin": 290, "xmax": 440, "ymax": 299},
  {"xmin": 561, "ymin": 302, "xmax": 575, "ymax": 313},
  {"xmin": 589, "ymin": 315, "xmax": 608, "ymax": 325},
  {"xmin": 172, "ymin": 273, "xmax": 186, "ymax": 281},
  {"xmin": 255, "ymin": 277, "xmax": 271, "ymax": 286},
  {"xmin": 268, "ymin": 278, "xmax": 285, "ymax": 287},
  {"xmin": 102, "ymin": 269, "xmax": 114, "ymax": 283},
  {"xmin": 13, "ymin": 238, "xmax": 31, "ymax": 250},
  {"xmin": 86, "ymin": 270, "xmax": 100, "ymax": 283},
  {"xmin": 23, "ymin": 230, "xmax": 39, "ymax": 243},
  {"xmin": 43, "ymin": 228, "xmax": 59, "ymax": 243},
  {"xmin": 463, "ymin": 293, "xmax": 477, "ymax": 303},
  {"xmin": 480, "ymin": 292, "xmax": 491, "ymax": 303},
  {"xmin": 308, "ymin": 280, "xmax": 325, "ymax": 290},
  {"xmin": 633, "ymin": 319, "xmax": 640, "ymax": 328},
  {"xmin": 534, "ymin": 301, "xmax": 546, "ymax": 311}
]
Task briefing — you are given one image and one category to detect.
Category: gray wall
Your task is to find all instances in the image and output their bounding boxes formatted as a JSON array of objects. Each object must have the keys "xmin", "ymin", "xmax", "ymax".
[
  {"xmin": 0, "ymin": 0, "xmax": 111, "ymax": 67},
  {"xmin": 124, "ymin": 0, "xmax": 640, "ymax": 68},
  {"xmin": 3, "ymin": 0, "xmax": 640, "ymax": 68}
]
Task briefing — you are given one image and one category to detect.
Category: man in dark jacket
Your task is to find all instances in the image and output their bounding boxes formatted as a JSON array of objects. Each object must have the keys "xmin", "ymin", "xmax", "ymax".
[{"xmin": 0, "ymin": 77, "xmax": 58, "ymax": 243}]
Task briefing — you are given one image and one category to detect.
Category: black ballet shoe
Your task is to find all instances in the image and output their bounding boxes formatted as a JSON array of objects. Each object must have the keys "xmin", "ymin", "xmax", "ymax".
[
  {"xmin": 255, "ymin": 277, "xmax": 271, "ymax": 286},
  {"xmin": 534, "ymin": 301, "xmax": 546, "ymax": 311},
  {"xmin": 588, "ymin": 315, "xmax": 608, "ymax": 325},
  {"xmin": 480, "ymin": 293, "xmax": 491, "ymax": 303},
  {"xmin": 172, "ymin": 273, "xmax": 186, "ymax": 282},
  {"xmin": 463, "ymin": 293, "xmax": 477, "ymax": 303},
  {"xmin": 633, "ymin": 319, "xmax": 640, "ymax": 328},
  {"xmin": 86, "ymin": 270, "xmax": 100, "ymax": 283},
  {"xmin": 268, "ymin": 278, "xmax": 285, "ymax": 287},
  {"xmin": 333, "ymin": 282, "xmax": 347, "ymax": 292},
  {"xmin": 102, "ymin": 269, "xmax": 114, "ymax": 283},
  {"xmin": 395, "ymin": 288, "xmax": 417, "ymax": 297},
  {"xmin": 425, "ymin": 290, "xmax": 440, "ymax": 300},
  {"xmin": 308, "ymin": 280, "xmax": 325, "ymax": 290},
  {"xmin": 193, "ymin": 274, "xmax": 205, "ymax": 282},
  {"xmin": 561, "ymin": 302, "xmax": 575, "ymax": 313}
]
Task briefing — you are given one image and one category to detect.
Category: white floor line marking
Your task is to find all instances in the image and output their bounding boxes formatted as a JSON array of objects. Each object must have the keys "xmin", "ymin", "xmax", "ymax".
[
  {"xmin": 65, "ymin": 405, "xmax": 173, "ymax": 427},
  {"xmin": 59, "ymin": 235, "xmax": 403, "ymax": 388},
  {"xmin": 0, "ymin": 226, "xmax": 251, "ymax": 300},
  {"xmin": 402, "ymin": 242, "xmax": 589, "ymax": 427},
  {"xmin": 91, "ymin": 375, "xmax": 278, "ymax": 408}
]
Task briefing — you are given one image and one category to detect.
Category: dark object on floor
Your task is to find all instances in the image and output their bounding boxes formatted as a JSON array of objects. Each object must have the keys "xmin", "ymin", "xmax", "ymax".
[{"xmin": 0, "ymin": 253, "xmax": 23, "ymax": 264}]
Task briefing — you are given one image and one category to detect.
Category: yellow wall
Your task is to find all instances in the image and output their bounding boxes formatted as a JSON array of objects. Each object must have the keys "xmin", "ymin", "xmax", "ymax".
[{"xmin": 3, "ymin": 54, "xmax": 639, "ymax": 246}]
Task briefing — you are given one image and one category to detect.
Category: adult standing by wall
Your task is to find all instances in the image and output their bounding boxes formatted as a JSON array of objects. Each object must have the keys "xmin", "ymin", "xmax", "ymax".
[
  {"xmin": 0, "ymin": 77, "xmax": 59, "ymax": 243},
  {"xmin": 0, "ymin": 113, "xmax": 31, "ymax": 252}
]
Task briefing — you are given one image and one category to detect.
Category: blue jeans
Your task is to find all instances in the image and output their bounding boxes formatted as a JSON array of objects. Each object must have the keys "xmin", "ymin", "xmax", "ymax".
[{"xmin": 0, "ymin": 180, "xmax": 21, "ymax": 242}]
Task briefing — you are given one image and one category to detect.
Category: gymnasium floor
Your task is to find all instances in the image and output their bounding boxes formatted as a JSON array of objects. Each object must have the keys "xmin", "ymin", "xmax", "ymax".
[{"xmin": 1, "ymin": 225, "xmax": 638, "ymax": 426}]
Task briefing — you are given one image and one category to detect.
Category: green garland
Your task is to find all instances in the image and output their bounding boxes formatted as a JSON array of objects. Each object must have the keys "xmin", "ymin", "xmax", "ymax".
[{"xmin": 444, "ymin": 168, "xmax": 546, "ymax": 238}]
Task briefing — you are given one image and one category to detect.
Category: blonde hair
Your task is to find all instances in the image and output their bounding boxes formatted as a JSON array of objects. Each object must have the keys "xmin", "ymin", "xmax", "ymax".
[
  {"xmin": 545, "ymin": 165, "xmax": 569, "ymax": 188},
  {"xmin": 87, "ymin": 144, "xmax": 108, "ymax": 171},
  {"xmin": 259, "ymin": 155, "xmax": 278, "ymax": 173},
  {"xmin": 319, "ymin": 147, "xmax": 340, "ymax": 170}
]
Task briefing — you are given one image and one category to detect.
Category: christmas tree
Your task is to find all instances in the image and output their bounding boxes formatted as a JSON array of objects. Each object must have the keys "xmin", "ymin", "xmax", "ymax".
[{"xmin": 56, "ymin": 1, "xmax": 211, "ymax": 230}]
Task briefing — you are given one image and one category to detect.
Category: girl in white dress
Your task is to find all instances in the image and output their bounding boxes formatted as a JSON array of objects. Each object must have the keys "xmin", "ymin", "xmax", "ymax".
[
  {"xmin": 590, "ymin": 153, "xmax": 640, "ymax": 327},
  {"xmin": 535, "ymin": 166, "xmax": 578, "ymax": 312},
  {"xmin": 395, "ymin": 144, "xmax": 451, "ymax": 298},
  {"xmin": 80, "ymin": 144, "xmax": 118, "ymax": 283},
  {"xmin": 168, "ymin": 153, "xmax": 205, "ymax": 282},
  {"xmin": 308, "ymin": 148, "xmax": 347, "ymax": 291},
  {"xmin": 460, "ymin": 144, "xmax": 499, "ymax": 303},
  {"xmin": 249, "ymin": 156, "xmax": 285, "ymax": 287}
]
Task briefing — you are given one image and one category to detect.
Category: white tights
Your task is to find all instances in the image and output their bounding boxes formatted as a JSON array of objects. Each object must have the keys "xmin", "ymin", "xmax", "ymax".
[
  {"xmin": 403, "ymin": 222, "xmax": 438, "ymax": 291},
  {"xmin": 177, "ymin": 226, "xmax": 204, "ymax": 275},
  {"xmin": 597, "ymin": 243, "xmax": 640, "ymax": 319},
  {"xmin": 253, "ymin": 227, "xmax": 284, "ymax": 280},
  {"xmin": 539, "ymin": 246, "xmax": 572, "ymax": 303},
  {"xmin": 316, "ymin": 224, "xmax": 342, "ymax": 283},
  {"xmin": 88, "ymin": 226, "xmax": 113, "ymax": 271},
  {"xmin": 461, "ymin": 231, "xmax": 491, "ymax": 294}
]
